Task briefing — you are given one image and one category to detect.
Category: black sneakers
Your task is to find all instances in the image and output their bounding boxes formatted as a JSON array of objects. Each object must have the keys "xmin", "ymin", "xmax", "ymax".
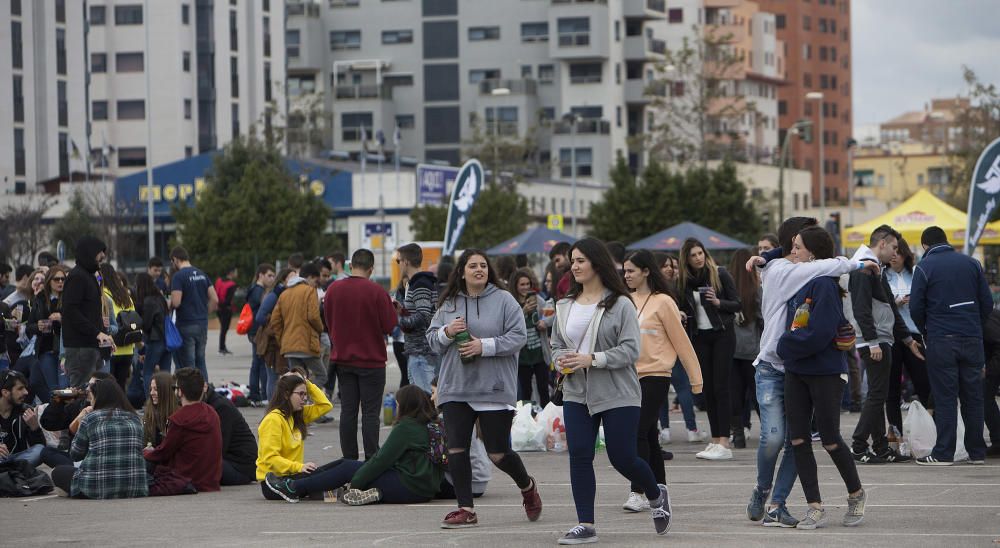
[
  {"xmin": 851, "ymin": 449, "xmax": 885, "ymax": 464},
  {"xmin": 875, "ymin": 448, "xmax": 911, "ymax": 463}
]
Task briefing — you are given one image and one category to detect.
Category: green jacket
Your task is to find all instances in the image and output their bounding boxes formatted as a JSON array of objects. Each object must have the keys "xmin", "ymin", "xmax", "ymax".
[{"xmin": 350, "ymin": 417, "xmax": 442, "ymax": 498}]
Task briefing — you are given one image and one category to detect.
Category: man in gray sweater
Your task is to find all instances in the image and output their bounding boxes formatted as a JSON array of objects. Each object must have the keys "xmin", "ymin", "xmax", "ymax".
[{"xmin": 395, "ymin": 243, "xmax": 438, "ymax": 394}]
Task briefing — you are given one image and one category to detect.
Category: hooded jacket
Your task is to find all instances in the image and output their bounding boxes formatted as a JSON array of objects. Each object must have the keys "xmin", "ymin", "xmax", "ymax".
[
  {"xmin": 143, "ymin": 401, "xmax": 222, "ymax": 492},
  {"xmin": 910, "ymin": 244, "xmax": 993, "ymax": 340},
  {"xmin": 205, "ymin": 390, "xmax": 258, "ymax": 480},
  {"xmin": 842, "ymin": 245, "xmax": 912, "ymax": 349},
  {"xmin": 428, "ymin": 283, "xmax": 527, "ymax": 407},
  {"xmin": 61, "ymin": 236, "xmax": 106, "ymax": 348},
  {"xmin": 270, "ymin": 277, "xmax": 324, "ymax": 358},
  {"xmin": 777, "ymin": 277, "xmax": 848, "ymax": 376},
  {"xmin": 0, "ymin": 402, "xmax": 45, "ymax": 455},
  {"xmin": 400, "ymin": 271, "xmax": 437, "ymax": 358}
]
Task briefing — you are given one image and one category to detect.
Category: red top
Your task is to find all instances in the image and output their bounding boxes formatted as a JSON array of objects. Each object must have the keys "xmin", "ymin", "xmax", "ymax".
[
  {"xmin": 324, "ymin": 276, "xmax": 398, "ymax": 368},
  {"xmin": 144, "ymin": 402, "xmax": 222, "ymax": 492},
  {"xmin": 556, "ymin": 271, "xmax": 573, "ymax": 300},
  {"xmin": 214, "ymin": 278, "xmax": 237, "ymax": 311}
]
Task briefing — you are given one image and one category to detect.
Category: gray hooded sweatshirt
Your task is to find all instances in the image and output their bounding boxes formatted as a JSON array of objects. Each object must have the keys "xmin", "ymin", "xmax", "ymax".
[
  {"xmin": 550, "ymin": 293, "xmax": 641, "ymax": 415},
  {"xmin": 427, "ymin": 283, "xmax": 527, "ymax": 407}
]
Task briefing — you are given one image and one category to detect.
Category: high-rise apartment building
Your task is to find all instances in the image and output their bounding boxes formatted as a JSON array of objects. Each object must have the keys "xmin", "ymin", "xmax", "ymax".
[
  {"xmin": 757, "ymin": 0, "xmax": 851, "ymax": 206},
  {"xmin": 1, "ymin": 0, "xmax": 87, "ymax": 195}
]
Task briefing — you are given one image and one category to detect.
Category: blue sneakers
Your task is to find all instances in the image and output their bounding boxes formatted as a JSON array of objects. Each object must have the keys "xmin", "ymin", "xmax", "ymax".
[
  {"xmin": 747, "ymin": 487, "xmax": 768, "ymax": 522},
  {"xmin": 762, "ymin": 504, "xmax": 799, "ymax": 528}
]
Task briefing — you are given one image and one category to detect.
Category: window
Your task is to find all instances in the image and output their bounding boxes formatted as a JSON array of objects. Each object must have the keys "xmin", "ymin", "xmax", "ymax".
[
  {"xmin": 382, "ymin": 29, "xmax": 413, "ymax": 44},
  {"xmin": 778, "ymin": 100, "xmax": 787, "ymax": 116},
  {"xmin": 615, "ymin": 62, "xmax": 621, "ymax": 84},
  {"xmin": 425, "ymin": 106, "xmax": 460, "ymax": 144},
  {"xmin": 232, "ymin": 104, "xmax": 240, "ymax": 136},
  {"xmin": 804, "ymin": 102, "xmax": 812, "ymax": 116},
  {"xmin": 286, "ymin": 30, "xmax": 300, "ymax": 57},
  {"xmin": 14, "ymin": 128, "xmax": 25, "ymax": 175},
  {"xmin": 56, "ymin": 29, "xmax": 66, "ymax": 75},
  {"xmin": 540, "ymin": 107, "xmax": 555, "ymax": 121},
  {"xmin": 264, "ymin": 62, "xmax": 271, "ymax": 101},
  {"xmin": 92, "ymin": 53, "xmax": 107, "ymax": 73},
  {"xmin": 830, "ymin": 19, "xmax": 836, "ymax": 33},
  {"xmin": 263, "ymin": 16, "xmax": 271, "ymax": 56},
  {"xmin": 423, "ymin": 21, "xmax": 458, "ymax": 58},
  {"xmin": 117, "ymin": 100, "xmax": 145, "ymax": 120},
  {"xmin": 569, "ymin": 63, "xmax": 601, "ymax": 84},
  {"xmin": 184, "ymin": 99, "xmax": 192, "ymax": 119},
  {"xmin": 118, "ymin": 147, "xmax": 147, "ymax": 167},
  {"xmin": 115, "ymin": 4, "xmax": 143, "ymax": 25},
  {"xmin": 521, "ymin": 22, "xmax": 548, "ymax": 42},
  {"xmin": 58, "ymin": 133, "xmax": 68, "ymax": 175},
  {"xmin": 263, "ymin": 0, "xmax": 269, "ymax": 12},
  {"xmin": 92, "ymin": 100, "xmax": 108, "ymax": 120},
  {"xmin": 56, "ymin": 0, "xmax": 66, "ymax": 22},
  {"xmin": 116, "ymin": 52, "xmax": 144, "ymax": 72},
  {"xmin": 288, "ymin": 75, "xmax": 315, "ymax": 96},
  {"xmin": 831, "ymin": 46, "xmax": 837, "ymax": 62},
  {"xmin": 57, "ymin": 81, "xmax": 67, "ymax": 126},
  {"xmin": 570, "ymin": 106, "xmax": 602, "ymax": 119},
  {"xmin": 538, "ymin": 64, "xmax": 555, "ymax": 83},
  {"xmin": 560, "ymin": 148, "xmax": 593, "ymax": 177},
  {"xmin": 330, "ymin": 30, "xmax": 361, "ymax": 50},
  {"xmin": 616, "ymin": 106, "xmax": 622, "ymax": 128},
  {"xmin": 424, "ymin": 64, "xmax": 459, "ymax": 101},
  {"xmin": 775, "ymin": 14, "xmax": 785, "ymax": 29},
  {"xmin": 11, "ymin": 21, "xmax": 22, "ymax": 69},
  {"xmin": 230, "ymin": 57, "xmax": 239, "ymax": 98},
  {"xmin": 671, "ymin": 81, "xmax": 685, "ymax": 97},
  {"xmin": 90, "ymin": 5, "xmax": 106, "ymax": 25},
  {"xmin": 521, "ymin": 65, "xmax": 532, "ymax": 78},
  {"xmin": 11, "ymin": 0, "xmax": 20, "ymax": 15},
  {"xmin": 468, "ymin": 26, "xmax": 499, "ymax": 41},
  {"xmin": 668, "ymin": 8, "xmax": 683, "ymax": 23},
  {"xmin": 558, "ymin": 17, "xmax": 590, "ymax": 47},
  {"xmin": 802, "ymin": 15, "xmax": 810, "ymax": 31},
  {"xmin": 819, "ymin": 46, "xmax": 827, "ymax": 61},
  {"xmin": 384, "ymin": 73, "xmax": 414, "ymax": 87},
  {"xmin": 818, "ymin": 18, "xmax": 827, "ymax": 33},
  {"xmin": 422, "ymin": 0, "xmax": 457, "ymax": 16},
  {"xmin": 183, "ymin": 51, "xmax": 191, "ymax": 72},
  {"xmin": 485, "ymin": 106, "xmax": 518, "ymax": 135},
  {"xmin": 396, "ymin": 114, "xmax": 415, "ymax": 129},
  {"xmin": 229, "ymin": 10, "xmax": 238, "ymax": 51},
  {"xmin": 341, "ymin": 111, "xmax": 372, "ymax": 141},
  {"xmin": 182, "ymin": 3, "xmax": 190, "ymax": 24},
  {"xmin": 819, "ymin": 74, "xmax": 828, "ymax": 89},
  {"xmin": 469, "ymin": 69, "xmax": 500, "ymax": 84},
  {"xmin": 13, "ymin": 75, "xmax": 23, "ymax": 122},
  {"xmin": 803, "ymin": 72, "xmax": 812, "ymax": 88}
]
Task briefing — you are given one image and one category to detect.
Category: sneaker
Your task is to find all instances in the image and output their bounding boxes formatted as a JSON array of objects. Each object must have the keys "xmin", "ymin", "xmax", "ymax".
[
  {"xmin": 661, "ymin": 449, "xmax": 674, "ymax": 461},
  {"xmin": 968, "ymin": 457, "xmax": 986, "ymax": 465},
  {"xmin": 843, "ymin": 489, "xmax": 866, "ymax": 527},
  {"xmin": 521, "ymin": 476, "xmax": 542, "ymax": 522},
  {"xmin": 875, "ymin": 448, "xmax": 911, "ymax": 463},
  {"xmin": 264, "ymin": 472, "xmax": 299, "ymax": 503},
  {"xmin": 695, "ymin": 443, "xmax": 718, "ymax": 459},
  {"xmin": 810, "ymin": 431, "xmax": 822, "ymax": 442},
  {"xmin": 650, "ymin": 484, "xmax": 672, "ymax": 535},
  {"xmin": 762, "ymin": 504, "xmax": 798, "ymax": 527},
  {"xmin": 622, "ymin": 491, "xmax": 649, "ymax": 512},
  {"xmin": 314, "ymin": 415, "xmax": 334, "ymax": 424},
  {"xmin": 796, "ymin": 507, "xmax": 827, "ymax": 529},
  {"xmin": 746, "ymin": 487, "xmax": 768, "ymax": 522},
  {"xmin": 986, "ymin": 444, "xmax": 1000, "ymax": 456},
  {"xmin": 558, "ymin": 525, "xmax": 598, "ymax": 545},
  {"xmin": 340, "ymin": 487, "xmax": 382, "ymax": 506},
  {"xmin": 659, "ymin": 428, "xmax": 672, "ymax": 445},
  {"xmin": 851, "ymin": 449, "xmax": 886, "ymax": 464},
  {"xmin": 731, "ymin": 428, "xmax": 746, "ymax": 449},
  {"xmin": 688, "ymin": 429, "xmax": 709, "ymax": 443},
  {"xmin": 441, "ymin": 508, "xmax": 478, "ymax": 529},
  {"xmin": 915, "ymin": 455, "xmax": 953, "ymax": 466},
  {"xmin": 698, "ymin": 444, "xmax": 733, "ymax": 461}
]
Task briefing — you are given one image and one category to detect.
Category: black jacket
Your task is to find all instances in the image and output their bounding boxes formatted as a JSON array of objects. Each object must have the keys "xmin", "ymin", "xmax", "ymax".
[
  {"xmin": 61, "ymin": 236, "xmax": 107, "ymax": 348},
  {"xmin": 26, "ymin": 294, "xmax": 61, "ymax": 356},
  {"xmin": 140, "ymin": 295, "xmax": 166, "ymax": 342},
  {"xmin": 680, "ymin": 266, "xmax": 742, "ymax": 336},
  {"xmin": 0, "ymin": 403, "xmax": 45, "ymax": 455},
  {"xmin": 40, "ymin": 396, "xmax": 88, "ymax": 433},
  {"xmin": 847, "ymin": 268, "xmax": 910, "ymax": 347},
  {"xmin": 205, "ymin": 390, "xmax": 258, "ymax": 478}
]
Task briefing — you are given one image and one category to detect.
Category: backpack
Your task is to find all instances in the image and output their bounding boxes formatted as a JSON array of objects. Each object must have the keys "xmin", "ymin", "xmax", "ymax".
[
  {"xmin": 0, "ymin": 459, "xmax": 54, "ymax": 497},
  {"xmin": 426, "ymin": 418, "xmax": 448, "ymax": 468},
  {"xmin": 113, "ymin": 310, "xmax": 144, "ymax": 346},
  {"xmin": 164, "ymin": 313, "xmax": 183, "ymax": 351}
]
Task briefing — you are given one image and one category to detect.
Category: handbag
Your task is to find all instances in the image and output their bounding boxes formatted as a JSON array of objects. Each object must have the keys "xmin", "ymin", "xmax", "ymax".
[
  {"xmin": 113, "ymin": 310, "xmax": 144, "ymax": 346},
  {"xmin": 164, "ymin": 313, "xmax": 183, "ymax": 351},
  {"xmin": 550, "ymin": 302, "xmax": 598, "ymax": 406},
  {"xmin": 235, "ymin": 303, "xmax": 253, "ymax": 335}
]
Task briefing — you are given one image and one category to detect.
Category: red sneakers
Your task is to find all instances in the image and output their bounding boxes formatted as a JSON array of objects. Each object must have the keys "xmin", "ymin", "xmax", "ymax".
[
  {"xmin": 521, "ymin": 477, "xmax": 542, "ymax": 522},
  {"xmin": 441, "ymin": 508, "xmax": 478, "ymax": 529}
]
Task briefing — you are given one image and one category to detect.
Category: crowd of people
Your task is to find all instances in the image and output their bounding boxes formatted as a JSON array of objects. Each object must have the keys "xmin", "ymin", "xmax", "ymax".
[{"xmin": 1, "ymin": 216, "xmax": 998, "ymax": 543}]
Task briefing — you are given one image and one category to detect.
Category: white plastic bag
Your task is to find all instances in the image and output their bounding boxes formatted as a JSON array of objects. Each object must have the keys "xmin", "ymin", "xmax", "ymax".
[
  {"xmin": 903, "ymin": 400, "xmax": 936, "ymax": 458},
  {"xmin": 537, "ymin": 402, "xmax": 567, "ymax": 452},
  {"xmin": 954, "ymin": 408, "xmax": 969, "ymax": 462},
  {"xmin": 511, "ymin": 401, "xmax": 546, "ymax": 452}
]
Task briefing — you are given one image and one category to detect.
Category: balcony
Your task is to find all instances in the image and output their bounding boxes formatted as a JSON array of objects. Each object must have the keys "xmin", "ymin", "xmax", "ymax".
[
  {"xmin": 623, "ymin": 0, "xmax": 666, "ymax": 19},
  {"xmin": 624, "ymin": 35, "xmax": 666, "ymax": 60},
  {"xmin": 625, "ymin": 79, "xmax": 666, "ymax": 104},
  {"xmin": 335, "ymin": 84, "xmax": 392, "ymax": 100},
  {"xmin": 553, "ymin": 119, "xmax": 611, "ymax": 135},
  {"xmin": 479, "ymin": 78, "xmax": 538, "ymax": 96},
  {"xmin": 485, "ymin": 121, "xmax": 520, "ymax": 138},
  {"xmin": 286, "ymin": 1, "xmax": 320, "ymax": 17}
]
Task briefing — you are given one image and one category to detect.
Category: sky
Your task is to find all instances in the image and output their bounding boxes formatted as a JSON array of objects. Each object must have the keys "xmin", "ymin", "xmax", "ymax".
[{"xmin": 852, "ymin": 0, "xmax": 999, "ymax": 134}]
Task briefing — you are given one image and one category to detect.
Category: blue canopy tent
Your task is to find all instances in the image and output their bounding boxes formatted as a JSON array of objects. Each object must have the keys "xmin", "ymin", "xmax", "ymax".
[
  {"xmin": 486, "ymin": 226, "xmax": 577, "ymax": 255},
  {"xmin": 627, "ymin": 221, "xmax": 750, "ymax": 251}
]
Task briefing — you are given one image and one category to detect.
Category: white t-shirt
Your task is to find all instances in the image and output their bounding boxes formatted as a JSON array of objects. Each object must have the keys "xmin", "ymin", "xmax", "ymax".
[
  {"xmin": 565, "ymin": 302, "xmax": 599, "ymax": 353},
  {"xmin": 693, "ymin": 291, "xmax": 712, "ymax": 330}
]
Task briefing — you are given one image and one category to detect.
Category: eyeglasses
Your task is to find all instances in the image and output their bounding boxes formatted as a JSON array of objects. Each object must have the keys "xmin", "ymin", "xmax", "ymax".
[
  {"xmin": 291, "ymin": 391, "xmax": 308, "ymax": 398},
  {"xmin": 51, "ymin": 277, "xmax": 66, "ymax": 282},
  {"xmin": 1, "ymin": 370, "xmax": 26, "ymax": 385}
]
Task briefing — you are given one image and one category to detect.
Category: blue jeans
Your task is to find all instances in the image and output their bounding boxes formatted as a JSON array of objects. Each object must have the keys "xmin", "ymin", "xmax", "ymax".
[
  {"xmin": 406, "ymin": 354, "xmax": 437, "ymax": 394},
  {"xmin": 248, "ymin": 337, "xmax": 267, "ymax": 402},
  {"xmin": 30, "ymin": 352, "xmax": 66, "ymax": 402},
  {"xmin": 143, "ymin": 339, "xmax": 172, "ymax": 394},
  {"xmin": 564, "ymin": 402, "xmax": 660, "ymax": 524},
  {"xmin": 176, "ymin": 322, "xmax": 208, "ymax": 381},
  {"xmin": 925, "ymin": 336, "xmax": 987, "ymax": 461},
  {"xmin": 0, "ymin": 444, "xmax": 74, "ymax": 468},
  {"xmin": 291, "ymin": 459, "xmax": 430, "ymax": 503},
  {"xmin": 660, "ymin": 365, "xmax": 697, "ymax": 431},
  {"xmin": 754, "ymin": 361, "xmax": 797, "ymax": 506}
]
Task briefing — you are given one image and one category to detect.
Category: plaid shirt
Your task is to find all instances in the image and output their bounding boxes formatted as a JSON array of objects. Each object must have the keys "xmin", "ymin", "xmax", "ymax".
[{"xmin": 70, "ymin": 409, "xmax": 148, "ymax": 499}]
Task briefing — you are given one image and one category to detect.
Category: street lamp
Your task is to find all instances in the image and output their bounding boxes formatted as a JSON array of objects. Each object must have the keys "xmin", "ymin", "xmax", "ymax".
[
  {"xmin": 778, "ymin": 119, "xmax": 812, "ymax": 221},
  {"xmin": 805, "ymin": 91, "xmax": 825, "ymax": 219},
  {"xmin": 490, "ymin": 87, "xmax": 511, "ymax": 184},
  {"xmin": 846, "ymin": 137, "xmax": 858, "ymax": 228},
  {"xmin": 562, "ymin": 112, "xmax": 582, "ymax": 237}
]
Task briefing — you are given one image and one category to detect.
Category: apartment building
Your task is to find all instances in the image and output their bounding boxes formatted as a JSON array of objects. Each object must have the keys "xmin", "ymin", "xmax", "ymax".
[
  {"xmin": 879, "ymin": 97, "xmax": 969, "ymax": 152},
  {"xmin": 0, "ymin": 0, "xmax": 87, "ymax": 195}
]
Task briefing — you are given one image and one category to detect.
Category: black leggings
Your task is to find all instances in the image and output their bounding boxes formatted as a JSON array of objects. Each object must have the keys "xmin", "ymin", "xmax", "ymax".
[
  {"xmin": 518, "ymin": 361, "xmax": 550, "ymax": 408},
  {"xmin": 730, "ymin": 358, "xmax": 757, "ymax": 430},
  {"xmin": 633, "ymin": 376, "xmax": 669, "ymax": 492},
  {"xmin": 441, "ymin": 402, "xmax": 531, "ymax": 508},
  {"xmin": 392, "ymin": 342, "xmax": 409, "ymax": 389},
  {"xmin": 51, "ymin": 464, "xmax": 76, "ymax": 495},
  {"xmin": 785, "ymin": 371, "xmax": 862, "ymax": 504},
  {"xmin": 888, "ymin": 335, "xmax": 932, "ymax": 433},
  {"xmin": 693, "ymin": 328, "xmax": 736, "ymax": 438},
  {"xmin": 218, "ymin": 309, "xmax": 232, "ymax": 351},
  {"xmin": 110, "ymin": 355, "xmax": 132, "ymax": 391}
]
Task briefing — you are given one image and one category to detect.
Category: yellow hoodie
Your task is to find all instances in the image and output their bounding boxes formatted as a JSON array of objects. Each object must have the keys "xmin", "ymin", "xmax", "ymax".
[
  {"xmin": 255, "ymin": 380, "xmax": 333, "ymax": 480},
  {"xmin": 632, "ymin": 293, "xmax": 704, "ymax": 394}
]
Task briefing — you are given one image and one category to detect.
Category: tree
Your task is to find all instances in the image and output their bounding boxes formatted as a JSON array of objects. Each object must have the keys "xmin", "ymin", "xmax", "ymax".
[
  {"xmin": 408, "ymin": 184, "xmax": 530, "ymax": 250},
  {"xmin": 644, "ymin": 26, "xmax": 761, "ymax": 165},
  {"xmin": 409, "ymin": 204, "xmax": 448, "ymax": 241},
  {"xmin": 284, "ymin": 92, "xmax": 332, "ymax": 160},
  {"xmin": 173, "ymin": 134, "xmax": 335, "ymax": 279},
  {"xmin": 0, "ymin": 194, "xmax": 53, "ymax": 265},
  {"xmin": 589, "ymin": 156, "xmax": 762, "ymax": 244},
  {"xmin": 463, "ymin": 111, "xmax": 545, "ymax": 190},
  {"xmin": 50, "ymin": 191, "xmax": 99, "ymax": 260},
  {"xmin": 946, "ymin": 67, "xmax": 1000, "ymax": 210}
]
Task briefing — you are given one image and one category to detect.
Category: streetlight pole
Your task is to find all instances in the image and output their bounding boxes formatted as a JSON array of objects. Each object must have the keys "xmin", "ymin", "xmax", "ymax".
[
  {"xmin": 846, "ymin": 137, "xmax": 857, "ymax": 228},
  {"xmin": 805, "ymin": 92, "xmax": 825, "ymax": 220},
  {"xmin": 143, "ymin": 0, "xmax": 155, "ymax": 258},
  {"xmin": 778, "ymin": 119, "xmax": 811, "ymax": 222}
]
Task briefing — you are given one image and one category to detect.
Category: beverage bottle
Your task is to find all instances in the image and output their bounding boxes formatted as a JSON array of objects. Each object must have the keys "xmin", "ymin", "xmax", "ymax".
[
  {"xmin": 382, "ymin": 393, "xmax": 396, "ymax": 425},
  {"xmin": 791, "ymin": 298, "xmax": 812, "ymax": 330},
  {"xmin": 454, "ymin": 322, "xmax": 475, "ymax": 364}
]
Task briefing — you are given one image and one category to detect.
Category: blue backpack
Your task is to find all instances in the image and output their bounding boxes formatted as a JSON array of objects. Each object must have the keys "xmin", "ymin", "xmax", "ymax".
[{"xmin": 165, "ymin": 314, "xmax": 183, "ymax": 351}]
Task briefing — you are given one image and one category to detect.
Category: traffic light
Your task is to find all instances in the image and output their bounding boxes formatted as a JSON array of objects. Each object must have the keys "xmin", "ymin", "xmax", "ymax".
[{"xmin": 798, "ymin": 125, "xmax": 812, "ymax": 143}]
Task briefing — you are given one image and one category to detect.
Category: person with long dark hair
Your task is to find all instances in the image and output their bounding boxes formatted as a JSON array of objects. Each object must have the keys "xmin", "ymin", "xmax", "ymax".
[
  {"xmin": 427, "ymin": 249, "xmax": 540, "ymax": 529},
  {"xmin": 142, "ymin": 371, "xmax": 178, "ymax": 448},
  {"xmin": 26, "ymin": 266, "xmax": 69, "ymax": 401},
  {"xmin": 678, "ymin": 238, "xmax": 741, "ymax": 460},
  {"xmin": 728, "ymin": 248, "xmax": 762, "ymax": 449},
  {"xmin": 552, "ymin": 238, "xmax": 671, "ymax": 544},
  {"xmin": 50, "ymin": 378, "xmax": 147, "ymax": 498},
  {"xmin": 621, "ymin": 249, "xmax": 703, "ymax": 513},
  {"xmin": 135, "ymin": 273, "xmax": 170, "ymax": 398},
  {"xmin": 776, "ymin": 226, "xmax": 866, "ymax": 528},
  {"xmin": 99, "ymin": 263, "xmax": 137, "ymax": 390},
  {"xmin": 508, "ymin": 267, "xmax": 550, "ymax": 408}
]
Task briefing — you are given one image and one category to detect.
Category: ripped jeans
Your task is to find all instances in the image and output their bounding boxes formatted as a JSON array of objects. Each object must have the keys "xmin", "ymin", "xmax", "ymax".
[{"xmin": 754, "ymin": 361, "xmax": 797, "ymax": 506}]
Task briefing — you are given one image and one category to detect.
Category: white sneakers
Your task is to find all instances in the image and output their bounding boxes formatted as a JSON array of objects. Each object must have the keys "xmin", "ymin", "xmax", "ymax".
[
  {"xmin": 659, "ymin": 428, "xmax": 672, "ymax": 445},
  {"xmin": 687, "ymin": 429, "xmax": 709, "ymax": 443},
  {"xmin": 622, "ymin": 491, "xmax": 650, "ymax": 512},
  {"xmin": 695, "ymin": 443, "xmax": 733, "ymax": 460}
]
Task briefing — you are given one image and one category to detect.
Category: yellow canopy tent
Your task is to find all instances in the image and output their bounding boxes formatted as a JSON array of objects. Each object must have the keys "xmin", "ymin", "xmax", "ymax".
[{"xmin": 842, "ymin": 189, "xmax": 1000, "ymax": 248}]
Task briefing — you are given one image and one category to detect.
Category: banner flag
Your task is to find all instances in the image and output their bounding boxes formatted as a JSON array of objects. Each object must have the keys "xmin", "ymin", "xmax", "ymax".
[{"xmin": 442, "ymin": 159, "xmax": 484, "ymax": 256}]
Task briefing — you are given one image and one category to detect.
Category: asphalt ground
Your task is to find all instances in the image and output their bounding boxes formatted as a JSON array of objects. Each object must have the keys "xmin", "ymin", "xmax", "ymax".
[{"xmin": 4, "ymin": 330, "xmax": 999, "ymax": 547}]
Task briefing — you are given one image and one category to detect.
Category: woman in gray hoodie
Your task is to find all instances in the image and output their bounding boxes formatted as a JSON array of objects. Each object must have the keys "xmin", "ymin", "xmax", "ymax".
[
  {"xmin": 427, "ymin": 249, "xmax": 541, "ymax": 530},
  {"xmin": 551, "ymin": 238, "xmax": 671, "ymax": 545}
]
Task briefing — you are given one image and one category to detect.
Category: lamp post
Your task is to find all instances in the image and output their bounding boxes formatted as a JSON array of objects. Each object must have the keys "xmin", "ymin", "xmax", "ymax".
[
  {"xmin": 490, "ymin": 87, "xmax": 511, "ymax": 185},
  {"xmin": 562, "ymin": 113, "xmax": 581, "ymax": 237},
  {"xmin": 846, "ymin": 137, "xmax": 857, "ymax": 228},
  {"xmin": 778, "ymin": 119, "xmax": 812, "ymax": 222},
  {"xmin": 805, "ymin": 91, "xmax": 825, "ymax": 219}
]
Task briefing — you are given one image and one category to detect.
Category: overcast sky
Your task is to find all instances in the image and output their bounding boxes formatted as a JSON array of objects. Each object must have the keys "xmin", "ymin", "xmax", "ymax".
[{"xmin": 852, "ymin": 0, "xmax": 999, "ymax": 134}]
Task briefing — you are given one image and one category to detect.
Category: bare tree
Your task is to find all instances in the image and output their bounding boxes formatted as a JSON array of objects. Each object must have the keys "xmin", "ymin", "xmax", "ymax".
[{"xmin": 0, "ymin": 194, "xmax": 54, "ymax": 266}]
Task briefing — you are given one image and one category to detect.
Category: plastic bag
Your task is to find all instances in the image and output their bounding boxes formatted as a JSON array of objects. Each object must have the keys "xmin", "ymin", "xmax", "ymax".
[
  {"xmin": 903, "ymin": 400, "xmax": 936, "ymax": 458},
  {"xmin": 954, "ymin": 408, "xmax": 968, "ymax": 462},
  {"xmin": 165, "ymin": 313, "xmax": 183, "ymax": 352},
  {"xmin": 537, "ymin": 402, "xmax": 567, "ymax": 452},
  {"xmin": 511, "ymin": 401, "xmax": 546, "ymax": 452},
  {"xmin": 236, "ymin": 303, "xmax": 254, "ymax": 335}
]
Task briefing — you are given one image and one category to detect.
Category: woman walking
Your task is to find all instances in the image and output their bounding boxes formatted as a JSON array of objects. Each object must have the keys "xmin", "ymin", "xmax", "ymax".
[
  {"xmin": 428, "ymin": 249, "xmax": 541, "ymax": 529},
  {"xmin": 678, "ymin": 238, "xmax": 741, "ymax": 461},
  {"xmin": 508, "ymin": 267, "xmax": 550, "ymax": 408},
  {"xmin": 135, "ymin": 273, "xmax": 171, "ymax": 398},
  {"xmin": 26, "ymin": 266, "xmax": 69, "ymax": 401},
  {"xmin": 552, "ymin": 238, "xmax": 672, "ymax": 544},
  {"xmin": 729, "ymin": 248, "xmax": 762, "ymax": 448},
  {"xmin": 777, "ymin": 226, "xmax": 866, "ymax": 529},
  {"xmin": 621, "ymin": 250, "xmax": 702, "ymax": 513}
]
